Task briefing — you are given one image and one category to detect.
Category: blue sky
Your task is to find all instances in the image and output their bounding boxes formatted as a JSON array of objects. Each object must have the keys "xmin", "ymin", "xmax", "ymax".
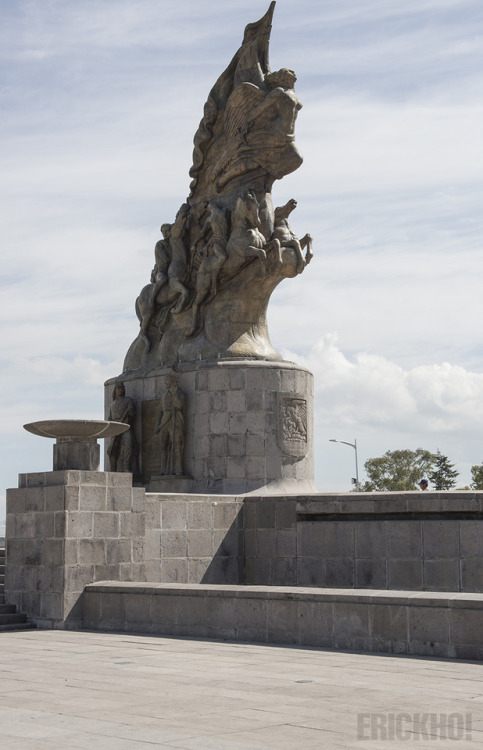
[{"xmin": 1, "ymin": 0, "xmax": 483, "ymax": 514}]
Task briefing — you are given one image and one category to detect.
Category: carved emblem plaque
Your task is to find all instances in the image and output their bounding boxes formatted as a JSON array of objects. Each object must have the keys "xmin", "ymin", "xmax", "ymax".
[{"xmin": 277, "ymin": 393, "xmax": 308, "ymax": 458}]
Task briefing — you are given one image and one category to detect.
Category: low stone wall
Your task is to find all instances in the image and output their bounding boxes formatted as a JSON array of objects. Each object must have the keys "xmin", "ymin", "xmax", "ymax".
[
  {"xmin": 243, "ymin": 493, "xmax": 483, "ymax": 591},
  {"xmin": 5, "ymin": 473, "xmax": 483, "ymax": 637},
  {"xmin": 83, "ymin": 582, "xmax": 483, "ymax": 660},
  {"xmin": 295, "ymin": 494, "xmax": 483, "ymax": 592}
]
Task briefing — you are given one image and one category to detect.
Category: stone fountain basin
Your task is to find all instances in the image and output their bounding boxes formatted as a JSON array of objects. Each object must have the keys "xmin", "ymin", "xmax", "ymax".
[{"xmin": 23, "ymin": 420, "xmax": 129, "ymax": 440}]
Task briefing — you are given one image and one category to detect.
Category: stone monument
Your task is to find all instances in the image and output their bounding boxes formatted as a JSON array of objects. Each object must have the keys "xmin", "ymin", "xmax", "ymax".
[
  {"xmin": 105, "ymin": 1, "xmax": 315, "ymax": 494},
  {"xmin": 6, "ymin": 4, "xmax": 483, "ymax": 660}
]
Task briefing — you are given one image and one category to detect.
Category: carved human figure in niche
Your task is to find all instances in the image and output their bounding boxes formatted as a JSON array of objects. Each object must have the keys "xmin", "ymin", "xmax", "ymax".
[
  {"xmin": 273, "ymin": 198, "xmax": 313, "ymax": 274},
  {"xmin": 107, "ymin": 383, "xmax": 139, "ymax": 474},
  {"xmin": 214, "ymin": 68, "xmax": 303, "ymax": 192},
  {"xmin": 155, "ymin": 373, "xmax": 185, "ymax": 475},
  {"xmin": 186, "ymin": 201, "xmax": 228, "ymax": 337}
]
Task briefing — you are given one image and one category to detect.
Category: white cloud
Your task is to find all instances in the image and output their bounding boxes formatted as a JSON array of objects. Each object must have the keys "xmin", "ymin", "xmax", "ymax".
[
  {"xmin": 282, "ymin": 335, "xmax": 483, "ymax": 489},
  {"xmin": 290, "ymin": 334, "xmax": 483, "ymax": 432}
]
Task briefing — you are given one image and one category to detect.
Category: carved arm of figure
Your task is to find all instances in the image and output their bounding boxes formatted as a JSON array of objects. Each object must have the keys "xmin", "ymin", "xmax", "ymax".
[{"xmin": 154, "ymin": 403, "xmax": 170, "ymax": 434}]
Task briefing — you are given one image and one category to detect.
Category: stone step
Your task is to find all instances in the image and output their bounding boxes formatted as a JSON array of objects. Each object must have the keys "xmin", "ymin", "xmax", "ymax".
[
  {"xmin": 0, "ymin": 604, "xmax": 17, "ymax": 615},
  {"xmin": 0, "ymin": 548, "xmax": 36, "ymax": 631},
  {"xmin": 0, "ymin": 613, "xmax": 27, "ymax": 625}
]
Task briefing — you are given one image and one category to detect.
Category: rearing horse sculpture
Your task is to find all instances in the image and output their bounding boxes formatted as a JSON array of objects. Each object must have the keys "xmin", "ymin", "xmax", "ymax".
[{"xmin": 224, "ymin": 191, "xmax": 268, "ymax": 275}]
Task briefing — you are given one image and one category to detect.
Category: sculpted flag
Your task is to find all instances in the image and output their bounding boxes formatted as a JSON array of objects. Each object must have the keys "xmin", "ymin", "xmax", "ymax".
[
  {"xmin": 189, "ymin": 1, "xmax": 302, "ymax": 202},
  {"xmin": 123, "ymin": 1, "xmax": 313, "ymax": 373}
]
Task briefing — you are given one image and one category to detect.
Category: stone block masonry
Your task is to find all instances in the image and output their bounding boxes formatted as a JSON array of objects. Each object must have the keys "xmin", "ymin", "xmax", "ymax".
[
  {"xmin": 142, "ymin": 494, "xmax": 244, "ymax": 584},
  {"xmin": 5, "ymin": 470, "xmax": 145, "ymax": 627},
  {"xmin": 5, "ymin": 472, "xmax": 483, "ymax": 658},
  {"xmin": 295, "ymin": 493, "xmax": 483, "ymax": 592},
  {"xmin": 5, "ymin": 470, "xmax": 245, "ymax": 628},
  {"xmin": 105, "ymin": 360, "xmax": 315, "ymax": 495}
]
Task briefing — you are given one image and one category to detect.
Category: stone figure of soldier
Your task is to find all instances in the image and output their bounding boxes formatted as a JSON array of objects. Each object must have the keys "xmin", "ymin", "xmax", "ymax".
[
  {"xmin": 154, "ymin": 373, "xmax": 185, "ymax": 475},
  {"xmin": 107, "ymin": 382, "xmax": 138, "ymax": 474}
]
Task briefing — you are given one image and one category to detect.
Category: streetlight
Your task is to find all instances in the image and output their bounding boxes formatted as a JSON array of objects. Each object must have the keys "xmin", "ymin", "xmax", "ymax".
[{"xmin": 329, "ymin": 438, "xmax": 360, "ymax": 491}]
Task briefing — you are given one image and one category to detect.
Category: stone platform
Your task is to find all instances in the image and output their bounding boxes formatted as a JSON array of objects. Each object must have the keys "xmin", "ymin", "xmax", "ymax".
[
  {"xmin": 2, "ymin": 630, "xmax": 480, "ymax": 749},
  {"xmin": 5, "ymin": 469, "xmax": 483, "ymax": 658}
]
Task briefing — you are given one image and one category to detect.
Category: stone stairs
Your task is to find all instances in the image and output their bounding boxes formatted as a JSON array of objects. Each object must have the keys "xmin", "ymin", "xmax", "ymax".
[{"xmin": 0, "ymin": 547, "xmax": 36, "ymax": 632}]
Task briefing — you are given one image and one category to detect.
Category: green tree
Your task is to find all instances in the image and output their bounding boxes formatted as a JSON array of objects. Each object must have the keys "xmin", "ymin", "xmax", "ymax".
[
  {"xmin": 362, "ymin": 449, "xmax": 436, "ymax": 491},
  {"xmin": 471, "ymin": 464, "xmax": 483, "ymax": 490},
  {"xmin": 428, "ymin": 450, "xmax": 459, "ymax": 490}
]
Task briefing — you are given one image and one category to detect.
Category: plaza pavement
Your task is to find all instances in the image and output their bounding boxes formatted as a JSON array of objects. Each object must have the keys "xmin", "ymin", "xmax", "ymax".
[{"xmin": 0, "ymin": 629, "xmax": 481, "ymax": 749}]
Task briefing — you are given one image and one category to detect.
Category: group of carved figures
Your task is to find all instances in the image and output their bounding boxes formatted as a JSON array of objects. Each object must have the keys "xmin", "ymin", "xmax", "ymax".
[
  {"xmin": 107, "ymin": 377, "xmax": 185, "ymax": 478},
  {"xmin": 136, "ymin": 192, "xmax": 313, "ymax": 350}
]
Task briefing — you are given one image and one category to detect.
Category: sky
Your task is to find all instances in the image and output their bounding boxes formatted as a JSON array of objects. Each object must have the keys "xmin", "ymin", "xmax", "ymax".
[{"xmin": 1, "ymin": 0, "xmax": 483, "ymax": 518}]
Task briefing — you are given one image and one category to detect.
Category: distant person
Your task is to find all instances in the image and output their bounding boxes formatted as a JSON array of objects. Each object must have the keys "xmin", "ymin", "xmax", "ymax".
[{"xmin": 418, "ymin": 478, "xmax": 429, "ymax": 491}]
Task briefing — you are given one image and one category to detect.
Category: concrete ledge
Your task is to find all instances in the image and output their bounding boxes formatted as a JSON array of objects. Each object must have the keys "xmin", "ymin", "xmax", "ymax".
[
  {"xmin": 83, "ymin": 582, "xmax": 483, "ymax": 660},
  {"xmin": 297, "ymin": 492, "xmax": 483, "ymax": 517}
]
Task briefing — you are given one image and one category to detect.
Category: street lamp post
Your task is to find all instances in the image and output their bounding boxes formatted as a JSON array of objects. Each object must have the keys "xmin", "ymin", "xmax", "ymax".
[{"xmin": 329, "ymin": 438, "xmax": 360, "ymax": 491}]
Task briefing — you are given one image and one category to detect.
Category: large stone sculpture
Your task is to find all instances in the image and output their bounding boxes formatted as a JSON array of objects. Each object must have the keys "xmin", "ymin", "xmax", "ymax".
[
  {"xmin": 123, "ymin": 1, "xmax": 312, "ymax": 371},
  {"xmin": 106, "ymin": 2, "xmax": 315, "ymax": 493}
]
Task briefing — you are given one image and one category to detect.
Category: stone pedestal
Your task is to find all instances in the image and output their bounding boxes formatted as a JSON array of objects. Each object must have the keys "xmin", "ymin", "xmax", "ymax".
[
  {"xmin": 5, "ymin": 470, "xmax": 146, "ymax": 628},
  {"xmin": 53, "ymin": 438, "xmax": 100, "ymax": 471},
  {"xmin": 105, "ymin": 360, "xmax": 315, "ymax": 494}
]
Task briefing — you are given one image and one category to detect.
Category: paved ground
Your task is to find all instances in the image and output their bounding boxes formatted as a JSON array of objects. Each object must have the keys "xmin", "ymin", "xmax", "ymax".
[{"xmin": 0, "ymin": 630, "xmax": 481, "ymax": 749}]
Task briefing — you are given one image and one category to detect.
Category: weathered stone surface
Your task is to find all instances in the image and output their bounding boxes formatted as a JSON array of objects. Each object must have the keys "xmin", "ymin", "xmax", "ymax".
[
  {"xmin": 83, "ymin": 583, "xmax": 483, "ymax": 659},
  {"xmin": 5, "ymin": 470, "xmax": 148, "ymax": 628},
  {"xmin": 121, "ymin": 4, "xmax": 312, "ymax": 372},
  {"xmin": 7, "ymin": 466, "xmax": 483, "ymax": 638},
  {"xmin": 24, "ymin": 420, "xmax": 129, "ymax": 472},
  {"xmin": 107, "ymin": 361, "xmax": 314, "ymax": 494},
  {"xmin": 106, "ymin": 383, "xmax": 139, "ymax": 478}
]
